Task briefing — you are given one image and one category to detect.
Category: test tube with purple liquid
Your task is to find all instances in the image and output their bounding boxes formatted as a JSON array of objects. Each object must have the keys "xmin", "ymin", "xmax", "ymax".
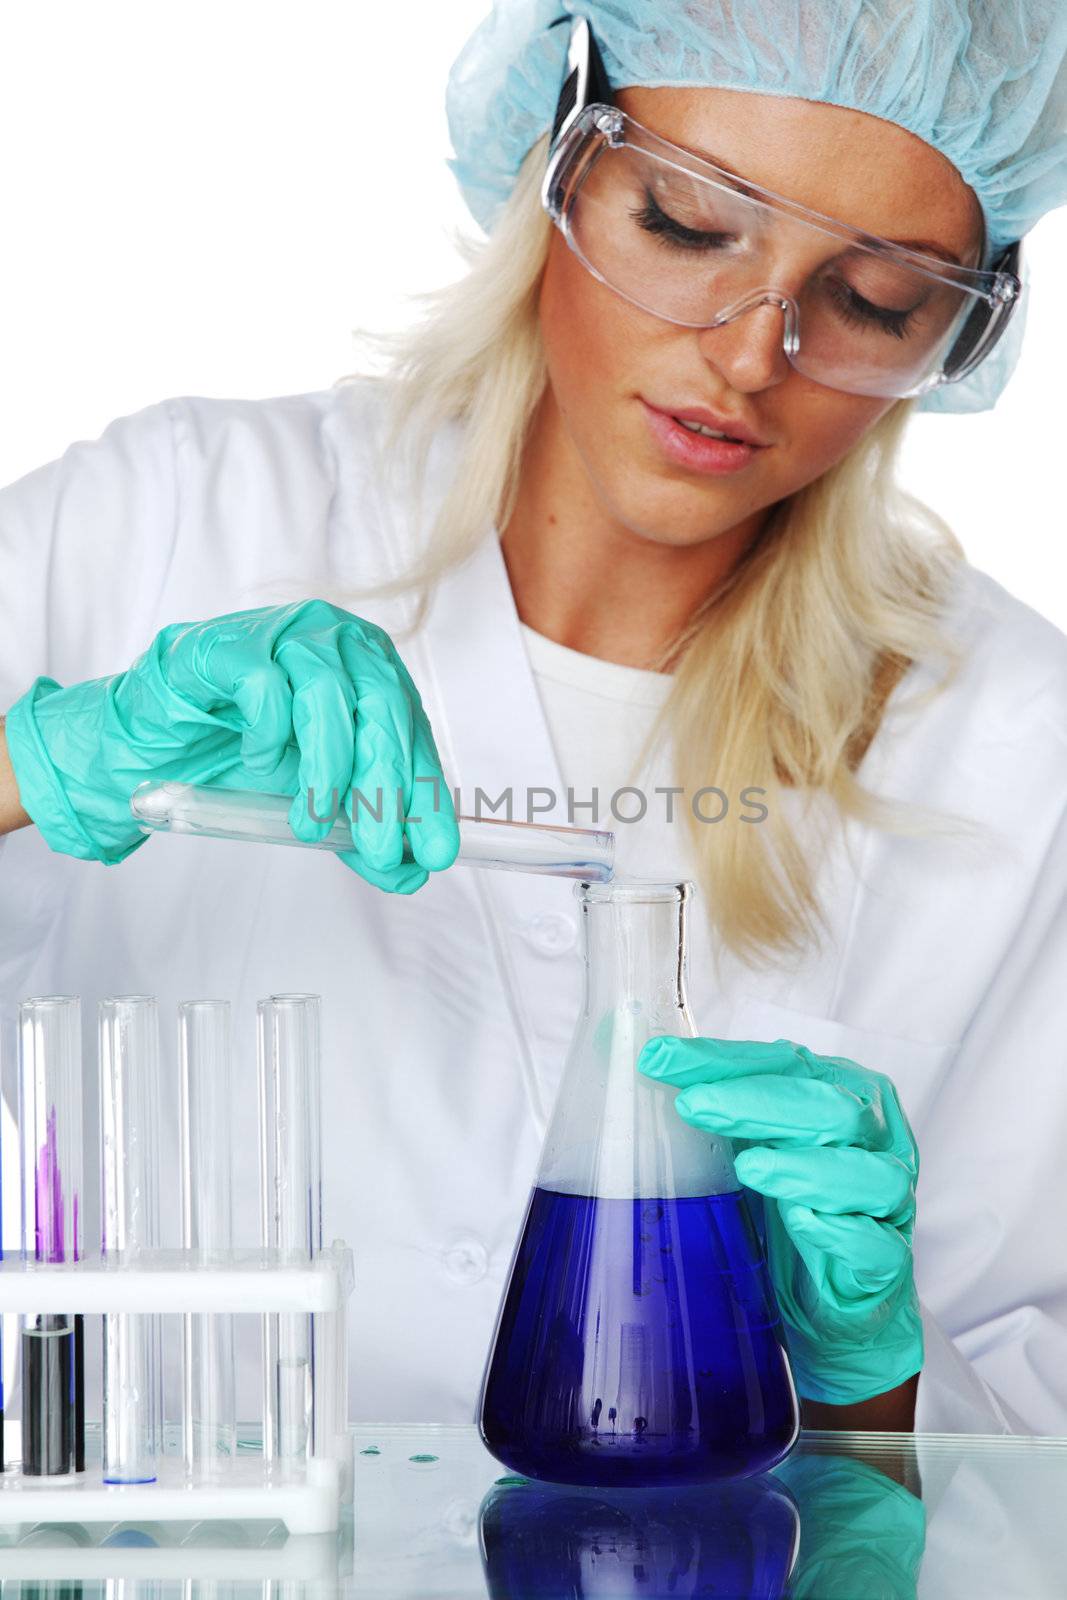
[{"xmin": 18, "ymin": 996, "xmax": 85, "ymax": 1476}]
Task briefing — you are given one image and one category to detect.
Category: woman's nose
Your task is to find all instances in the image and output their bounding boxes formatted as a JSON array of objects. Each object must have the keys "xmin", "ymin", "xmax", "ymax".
[{"xmin": 693, "ymin": 295, "xmax": 794, "ymax": 392}]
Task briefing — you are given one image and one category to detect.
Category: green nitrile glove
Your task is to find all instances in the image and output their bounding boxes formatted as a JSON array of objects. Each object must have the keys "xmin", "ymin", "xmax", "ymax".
[
  {"xmin": 637, "ymin": 1033, "xmax": 923, "ymax": 1405},
  {"xmin": 4, "ymin": 598, "xmax": 459, "ymax": 895}
]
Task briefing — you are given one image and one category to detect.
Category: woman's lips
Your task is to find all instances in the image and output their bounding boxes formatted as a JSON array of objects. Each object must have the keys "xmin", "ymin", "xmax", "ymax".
[{"xmin": 640, "ymin": 399, "xmax": 768, "ymax": 476}]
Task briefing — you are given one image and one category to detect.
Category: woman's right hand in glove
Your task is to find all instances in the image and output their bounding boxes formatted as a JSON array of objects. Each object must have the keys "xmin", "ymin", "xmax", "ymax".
[{"xmin": 3, "ymin": 598, "xmax": 460, "ymax": 894}]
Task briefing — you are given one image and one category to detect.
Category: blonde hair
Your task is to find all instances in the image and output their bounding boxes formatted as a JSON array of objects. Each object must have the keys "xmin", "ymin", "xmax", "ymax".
[{"xmin": 338, "ymin": 134, "xmax": 981, "ymax": 969}]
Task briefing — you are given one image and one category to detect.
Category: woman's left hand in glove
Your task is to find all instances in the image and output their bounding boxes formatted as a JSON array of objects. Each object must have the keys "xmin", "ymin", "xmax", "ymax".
[{"xmin": 637, "ymin": 1033, "xmax": 923, "ymax": 1406}]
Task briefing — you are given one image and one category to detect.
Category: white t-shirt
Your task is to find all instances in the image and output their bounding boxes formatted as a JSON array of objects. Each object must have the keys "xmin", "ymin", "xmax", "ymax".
[{"xmin": 518, "ymin": 621, "xmax": 701, "ymax": 882}]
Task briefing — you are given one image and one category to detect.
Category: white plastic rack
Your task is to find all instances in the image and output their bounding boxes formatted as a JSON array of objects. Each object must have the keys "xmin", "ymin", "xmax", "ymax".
[{"xmin": 0, "ymin": 1242, "xmax": 353, "ymax": 1535}]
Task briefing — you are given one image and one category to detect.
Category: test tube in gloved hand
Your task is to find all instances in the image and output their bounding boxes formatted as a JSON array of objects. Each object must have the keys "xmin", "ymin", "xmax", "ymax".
[{"xmin": 130, "ymin": 781, "xmax": 616, "ymax": 883}]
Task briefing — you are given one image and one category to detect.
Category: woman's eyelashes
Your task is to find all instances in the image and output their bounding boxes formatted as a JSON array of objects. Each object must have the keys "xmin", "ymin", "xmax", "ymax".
[
  {"xmin": 630, "ymin": 187, "xmax": 925, "ymax": 338},
  {"xmin": 630, "ymin": 189, "xmax": 734, "ymax": 250}
]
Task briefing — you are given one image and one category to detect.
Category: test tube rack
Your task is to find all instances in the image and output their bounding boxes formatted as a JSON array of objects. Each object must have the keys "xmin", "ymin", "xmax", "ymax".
[{"xmin": 0, "ymin": 1244, "xmax": 353, "ymax": 1535}]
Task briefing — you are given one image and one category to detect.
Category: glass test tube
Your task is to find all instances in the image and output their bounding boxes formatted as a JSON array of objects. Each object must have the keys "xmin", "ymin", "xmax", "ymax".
[
  {"xmin": 257, "ymin": 994, "xmax": 323, "ymax": 1471},
  {"xmin": 130, "ymin": 780, "xmax": 616, "ymax": 881},
  {"xmin": 179, "ymin": 999, "xmax": 237, "ymax": 1479},
  {"xmin": 99, "ymin": 995, "xmax": 164, "ymax": 1484},
  {"xmin": 18, "ymin": 996, "xmax": 84, "ymax": 1476}
]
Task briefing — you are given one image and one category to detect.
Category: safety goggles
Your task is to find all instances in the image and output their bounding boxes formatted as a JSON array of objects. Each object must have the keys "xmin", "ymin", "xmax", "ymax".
[{"xmin": 540, "ymin": 20, "xmax": 1023, "ymax": 402}]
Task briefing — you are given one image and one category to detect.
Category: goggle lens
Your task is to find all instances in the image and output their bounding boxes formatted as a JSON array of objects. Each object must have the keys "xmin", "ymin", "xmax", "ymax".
[{"xmin": 550, "ymin": 114, "xmax": 1012, "ymax": 401}]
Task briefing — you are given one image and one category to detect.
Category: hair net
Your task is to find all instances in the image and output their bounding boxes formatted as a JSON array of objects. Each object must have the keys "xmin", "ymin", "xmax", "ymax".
[{"xmin": 445, "ymin": 0, "xmax": 1067, "ymax": 413}]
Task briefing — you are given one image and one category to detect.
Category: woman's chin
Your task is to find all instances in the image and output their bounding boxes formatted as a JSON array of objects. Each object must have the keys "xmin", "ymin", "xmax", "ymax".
[{"xmin": 595, "ymin": 481, "xmax": 745, "ymax": 550}]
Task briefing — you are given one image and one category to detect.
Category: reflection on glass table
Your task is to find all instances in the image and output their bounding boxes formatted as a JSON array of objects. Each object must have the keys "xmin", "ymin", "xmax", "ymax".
[
  {"xmin": 350, "ymin": 1426, "xmax": 1067, "ymax": 1600},
  {"xmin": 0, "ymin": 1426, "xmax": 1063, "ymax": 1596}
]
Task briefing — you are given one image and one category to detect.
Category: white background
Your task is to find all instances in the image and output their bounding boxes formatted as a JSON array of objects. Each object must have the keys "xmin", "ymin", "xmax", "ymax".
[{"xmin": 0, "ymin": 0, "xmax": 1063, "ymax": 629}]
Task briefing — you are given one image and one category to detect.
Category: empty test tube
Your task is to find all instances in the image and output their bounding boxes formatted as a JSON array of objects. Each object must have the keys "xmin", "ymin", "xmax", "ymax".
[
  {"xmin": 130, "ymin": 780, "xmax": 615, "ymax": 881},
  {"xmin": 179, "ymin": 999, "xmax": 237, "ymax": 1478},
  {"xmin": 99, "ymin": 996, "xmax": 164, "ymax": 1484},
  {"xmin": 258, "ymin": 993, "xmax": 323, "ymax": 1471},
  {"xmin": 18, "ymin": 996, "xmax": 84, "ymax": 1477}
]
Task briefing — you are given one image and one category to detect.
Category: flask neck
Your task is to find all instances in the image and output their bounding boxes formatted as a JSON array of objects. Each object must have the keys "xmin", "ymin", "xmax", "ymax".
[
  {"xmin": 581, "ymin": 887, "xmax": 693, "ymax": 1037},
  {"xmin": 539, "ymin": 880, "xmax": 736, "ymax": 1200}
]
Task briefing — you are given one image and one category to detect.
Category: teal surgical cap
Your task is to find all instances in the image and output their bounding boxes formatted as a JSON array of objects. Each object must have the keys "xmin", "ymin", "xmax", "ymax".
[{"xmin": 445, "ymin": 0, "xmax": 1067, "ymax": 414}]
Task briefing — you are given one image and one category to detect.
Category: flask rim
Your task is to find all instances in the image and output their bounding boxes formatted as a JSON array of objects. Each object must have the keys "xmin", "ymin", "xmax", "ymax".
[{"xmin": 576, "ymin": 878, "xmax": 692, "ymax": 905}]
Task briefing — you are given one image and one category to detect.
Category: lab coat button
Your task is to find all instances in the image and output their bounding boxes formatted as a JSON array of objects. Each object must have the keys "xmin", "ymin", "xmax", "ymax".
[
  {"xmin": 443, "ymin": 1238, "xmax": 489, "ymax": 1284},
  {"xmin": 526, "ymin": 912, "xmax": 578, "ymax": 956}
]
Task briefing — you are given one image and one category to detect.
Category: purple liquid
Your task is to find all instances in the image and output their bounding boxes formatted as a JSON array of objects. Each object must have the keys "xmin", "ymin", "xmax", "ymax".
[{"xmin": 479, "ymin": 1186, "xmax": 798, "ymax": 1487}]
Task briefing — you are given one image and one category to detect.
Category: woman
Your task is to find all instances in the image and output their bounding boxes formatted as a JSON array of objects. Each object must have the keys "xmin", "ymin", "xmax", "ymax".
[{"xmin": 1, "ymin": 0, "xmax": 1066, "ymax": 1438}]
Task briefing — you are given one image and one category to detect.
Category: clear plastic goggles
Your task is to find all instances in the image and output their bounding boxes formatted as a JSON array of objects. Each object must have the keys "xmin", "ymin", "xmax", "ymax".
[{"xmin": 541, "ymin": 104, "xmax": 1023, "ymax": 401}]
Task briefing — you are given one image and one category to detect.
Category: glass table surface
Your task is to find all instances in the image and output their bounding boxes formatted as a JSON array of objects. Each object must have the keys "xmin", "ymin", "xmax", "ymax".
[{"xmin": 0, "ymin": 1423, "xmax": 1063, "ymax": 1596}]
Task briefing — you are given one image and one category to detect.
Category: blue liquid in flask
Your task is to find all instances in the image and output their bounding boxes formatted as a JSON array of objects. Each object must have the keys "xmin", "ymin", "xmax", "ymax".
[{"xmin": 479, "ymin": 1184, "xmax": 798, "ymax": 1487}]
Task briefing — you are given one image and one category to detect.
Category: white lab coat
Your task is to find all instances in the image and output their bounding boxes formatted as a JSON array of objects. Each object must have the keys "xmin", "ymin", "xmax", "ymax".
[{"xmin": 1, "ymin": 378, "xmax": 1065, "ymax": 1435}]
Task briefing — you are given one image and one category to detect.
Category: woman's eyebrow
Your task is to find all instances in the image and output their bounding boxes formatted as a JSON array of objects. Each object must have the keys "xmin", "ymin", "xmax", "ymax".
[
  {"xmin": 680, "ymin": 138, "xmax": 963, "ymax": 264},
  {"xmin": 885, "ymin": 237, "xmax": 962, "ymax": 265}
]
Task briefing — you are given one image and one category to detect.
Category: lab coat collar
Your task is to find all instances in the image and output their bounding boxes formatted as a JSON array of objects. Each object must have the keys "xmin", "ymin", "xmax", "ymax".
[
  {"xmin": 421, "ymin": 529, "xmax": 568, "ymax": 829},
  {"xmin": 410, "ymin": 528, "xmax": 585, "ymax": 1128},
  {"xmin": 341, "ymin": 387, "xmax": 584, "ymax": 1126}
]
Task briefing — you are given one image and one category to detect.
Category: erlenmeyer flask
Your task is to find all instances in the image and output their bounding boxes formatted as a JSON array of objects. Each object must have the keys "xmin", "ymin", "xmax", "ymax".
[{"xmin": 479, "ymin": 879, "xmax": 800, "ymax": 1487}]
